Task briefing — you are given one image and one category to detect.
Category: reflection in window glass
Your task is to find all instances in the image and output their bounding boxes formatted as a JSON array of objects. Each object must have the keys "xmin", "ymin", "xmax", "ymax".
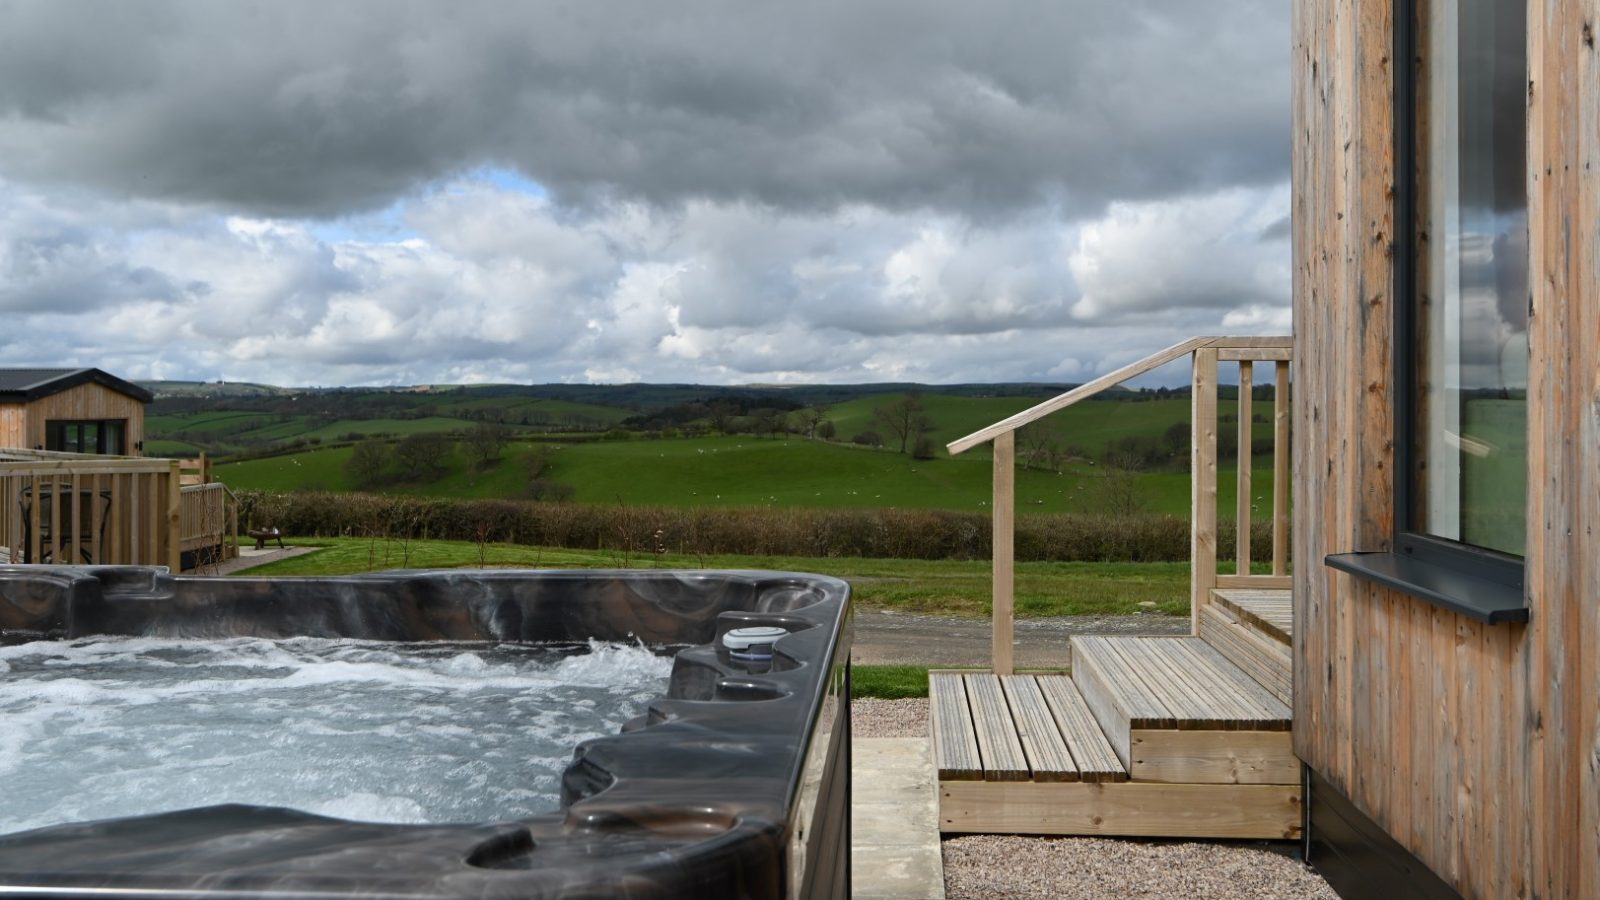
[{"xmin": 1413, "ymin": 0, "xmax": 1527, "ymax": 556}]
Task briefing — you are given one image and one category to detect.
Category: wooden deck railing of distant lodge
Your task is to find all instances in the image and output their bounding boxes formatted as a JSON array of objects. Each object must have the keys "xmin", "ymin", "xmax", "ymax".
[
  {"xmin": 0, "ymin": 450, "xmax": 238, "ymax": 571},
  {"xmin": 947, "ymin": 335, "xmax": 1292, "ymax": 674}
]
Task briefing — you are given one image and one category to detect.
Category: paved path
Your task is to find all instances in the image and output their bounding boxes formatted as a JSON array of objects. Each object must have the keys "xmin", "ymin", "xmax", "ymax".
[
  {"xmin": 853, "ymin": 737, "xmax": 944, "ymax": 899},
  {"xmin": 207, "ymin": 545, "xmax": 315, "ymax": 576}
]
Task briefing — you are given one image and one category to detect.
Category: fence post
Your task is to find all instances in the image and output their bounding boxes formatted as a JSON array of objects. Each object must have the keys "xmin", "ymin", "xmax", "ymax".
[
  {"xmin": 992, "ymin": 430, "xmax": 1015, "ymax": 675},
  {"xmin": 166, "ymin": 460, "xmax": 182, "ymax": 572},
  {"xmin": 1273, "ymin": 360, "xmax": 1291, "ymax": 576},
  {"xmin": 1190, "ymin": 348, "xmax": 1219, "ymax": 635}
]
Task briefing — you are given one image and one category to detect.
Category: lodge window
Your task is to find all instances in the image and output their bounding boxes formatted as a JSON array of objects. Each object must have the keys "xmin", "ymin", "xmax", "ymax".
[
  {"xmin": 1327, "ymin": 0, "xmax": 1528, "ymax": 622},
  {"xmin": 45, "ymin": 420, "xmax": 127, "ymax": 455}
]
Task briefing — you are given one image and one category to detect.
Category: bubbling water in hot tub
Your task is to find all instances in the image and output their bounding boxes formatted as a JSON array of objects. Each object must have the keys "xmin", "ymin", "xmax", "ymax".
[{"xmin": 0, "ymin": 636, "xmax": 673, "ymax": 837}]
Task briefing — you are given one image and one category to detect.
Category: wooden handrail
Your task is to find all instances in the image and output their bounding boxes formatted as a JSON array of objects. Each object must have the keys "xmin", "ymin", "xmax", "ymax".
[
  {"xmin": 946, "ymin": 335, "xmax": 1293, "ymax": 456},
  {"xmin": 953, "ymin": 334, "xmax": 1292, "ymax": 675}
]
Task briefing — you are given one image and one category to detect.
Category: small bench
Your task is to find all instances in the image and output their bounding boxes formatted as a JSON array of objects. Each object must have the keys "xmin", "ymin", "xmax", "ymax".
[{"xmin": 248, "ymin": 528, "xmax": 284, "ymax": 550}]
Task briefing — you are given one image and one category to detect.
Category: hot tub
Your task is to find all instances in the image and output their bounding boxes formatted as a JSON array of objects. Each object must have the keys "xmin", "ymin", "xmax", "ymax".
[{"xmin": 0, "ymin": 566, "xmax": 851, "ymax": 899}]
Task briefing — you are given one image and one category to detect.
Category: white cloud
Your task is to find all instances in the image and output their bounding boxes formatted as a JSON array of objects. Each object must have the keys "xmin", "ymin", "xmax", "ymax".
[{"xmin": 0, "ymin": 173, "xmax": 1292, "ymax": 386}]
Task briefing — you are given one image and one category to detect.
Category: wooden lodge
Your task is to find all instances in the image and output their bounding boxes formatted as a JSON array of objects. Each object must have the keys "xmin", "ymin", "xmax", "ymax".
[
  {"xmin": 931, "ymin": 0, "xmax": 1597, "ymax": 896},
  {"xmin": 0, "ymin": 369, "xmax": 239, "ymax": 571}
]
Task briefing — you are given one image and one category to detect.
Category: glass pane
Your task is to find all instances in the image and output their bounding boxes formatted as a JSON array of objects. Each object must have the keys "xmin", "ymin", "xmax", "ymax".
[
  {"xmin": 1413, "ymin": 0, "xmax": 1527, "ymax": 556},
  {"xmin": 104, "ymin": 421, "xmax": 125, "ymax": 455}
]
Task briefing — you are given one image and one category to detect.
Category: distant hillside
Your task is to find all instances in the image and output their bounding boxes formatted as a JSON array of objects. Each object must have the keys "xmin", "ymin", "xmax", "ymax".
[
  {"xmin": 142, "ymin": 376, "xmax": 1272, "ymax": 466},
  {"xmin": 143, "ymin": 379, "xmax": 1089, "ymax": 409}
]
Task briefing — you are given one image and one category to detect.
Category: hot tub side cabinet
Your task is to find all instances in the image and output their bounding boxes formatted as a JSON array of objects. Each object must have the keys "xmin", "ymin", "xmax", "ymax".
[{"xmin": 1293, "ymin": 0, "xmax": 1597, "ymax": 897}]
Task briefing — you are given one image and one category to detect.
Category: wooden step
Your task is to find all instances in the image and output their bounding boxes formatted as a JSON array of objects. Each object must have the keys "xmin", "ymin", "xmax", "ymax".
[
  {"xmin": 932, "ymin": 664, "xmax": 1299, "ymax": 839},
  {"xmin": 1069, "ymin": 636, "xmax": 1295, "ymax": 784},
  {"xmin": 1199, "ymin": 602, "xmax": 1293, "ymax": 705},
  {"xmin": 930, "ymin": 673, "xmax": 1126, "ymax": 783},
  {"xmin": 1210, "ymin": 588, "xmax": 1293, "ymax": 644}
]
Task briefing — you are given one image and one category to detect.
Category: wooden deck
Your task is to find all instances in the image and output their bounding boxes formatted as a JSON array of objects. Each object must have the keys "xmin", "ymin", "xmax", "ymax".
[{"xmin": 933, "ymin": 594, "xmax": 1300, "ymax": 839}]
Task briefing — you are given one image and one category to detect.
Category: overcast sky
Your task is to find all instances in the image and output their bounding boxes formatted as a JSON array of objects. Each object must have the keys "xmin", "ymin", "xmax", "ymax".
[{"xmin": 0, "ymin": 0, "xmax": 1290, "ymax": 387}]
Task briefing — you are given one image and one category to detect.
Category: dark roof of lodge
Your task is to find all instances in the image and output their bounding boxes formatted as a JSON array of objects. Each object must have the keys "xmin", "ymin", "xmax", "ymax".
[{"xmin": 0, "ymin": 368, "xmax": 154, "ymax": 404}]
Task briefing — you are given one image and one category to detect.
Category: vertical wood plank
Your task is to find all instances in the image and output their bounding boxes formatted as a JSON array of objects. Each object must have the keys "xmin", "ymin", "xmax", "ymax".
[
  {"xmin": 27, "ymin": 475, "xmax": 41, "ymax": 564},
  {"xmin": 130, "ymin": 472, "xmax": 142, "ymax": 563},
  {"xmin": 89, "ymin": 472, "xmax": 103, "ymax": 564},
  {"xmin": 1237, "ymin": 361, "xmax": 1253, "ymax": 575},
  {"xmin": 165, "ymin": 461, "xmax": 181, "ymax": 571},
  {"xmin": 992, "ymin": 431, "xmax": 1015, "ymax": 676},
  {"xmin": 1190, "ymin": 348, "xmax": 1219, "ymax": 635},
  {"xmin": 48, "ymin": 479, "xmax": 61, "ymax": 563},
  {"xmin": 109, "ymin": 472, "xmax": 124, "ymax": 565},
  {"xmin": 1272, "ymin": 361, "xmax": 1290, "ymax": 576}
]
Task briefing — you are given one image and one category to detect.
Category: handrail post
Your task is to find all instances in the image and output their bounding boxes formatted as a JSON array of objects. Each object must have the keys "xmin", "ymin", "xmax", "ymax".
[
  {"xmin": 992, "ymin": 430, "xmax": 1015, "ymax": 675},
  {"xmin": 1190, "ymin": 349, "xmax": 1219, "ymax": 635},
  {"xmin": 1237, "ymin": 362, "xmax": 1253, "ymax": 575},
  {"xmin": 1272, "ymin": 360, "xmax": 1291, "ymax": 575}
]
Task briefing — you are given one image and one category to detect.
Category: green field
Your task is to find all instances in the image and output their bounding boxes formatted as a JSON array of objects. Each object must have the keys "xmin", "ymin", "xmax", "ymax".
[
  {"xmin": 218, "ymin": 433, "xmax": 1279, "ymax": 518},
  {"xmin": 824, "ymin": 393, "xmax": 1273, "ymax": 460}
]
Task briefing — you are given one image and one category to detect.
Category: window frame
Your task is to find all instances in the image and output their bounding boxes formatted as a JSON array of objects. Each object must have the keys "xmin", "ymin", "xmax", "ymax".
[
  {"xmin": 1391, "ymin": 0, "xmax": 1527, "ymax": 594},
  {"xmin": 45, "ymin": 419, "xmax": 128, "ymax": 456}
]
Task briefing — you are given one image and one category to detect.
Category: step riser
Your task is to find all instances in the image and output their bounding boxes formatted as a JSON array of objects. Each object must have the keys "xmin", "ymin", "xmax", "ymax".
[
  {"xmin": 1129, "ymin": 729, "xmax": 1298, "ymax": 784},
  {"xmin": 939, "ymin": 781, "xmax": 1303, "ymax": 839},
  {"xmin": 1066, "ymin": 644, "xmax": 1135, "ymax": 770},
  {"xmin": 1198, "ymin": 605, "xmax": 1292, "ymax": 706}
]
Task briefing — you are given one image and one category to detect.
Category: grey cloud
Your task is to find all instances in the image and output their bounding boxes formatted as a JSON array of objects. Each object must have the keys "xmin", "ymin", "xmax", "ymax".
[{"xmin": 0, "ymin": 0, "xmax": 1288, "ymax": 219}]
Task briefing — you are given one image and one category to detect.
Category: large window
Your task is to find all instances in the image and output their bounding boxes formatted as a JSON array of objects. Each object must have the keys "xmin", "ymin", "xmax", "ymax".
[
  {"xmin": 1398, "ymin": 0, "xmax": 1527, "ymax": 572},
  {"xmin": 45, "ymin": 419, "xmax": 127, "ymax": 455}
]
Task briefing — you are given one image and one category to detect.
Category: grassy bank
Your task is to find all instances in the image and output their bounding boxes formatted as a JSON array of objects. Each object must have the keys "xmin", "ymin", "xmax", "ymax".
[{"xmin": 238, "ymin": 536, "xmax": 1203, "ymax": 618}]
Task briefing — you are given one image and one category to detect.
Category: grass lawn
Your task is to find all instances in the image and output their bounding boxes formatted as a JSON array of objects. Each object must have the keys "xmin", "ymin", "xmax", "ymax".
[
  {"xmin": 239, "ymin": 536, "xmax": 1201, "ymax": 618},
  {"xmin": 851, "ymin": 665, "xmax": 931, "ymax": 699}
]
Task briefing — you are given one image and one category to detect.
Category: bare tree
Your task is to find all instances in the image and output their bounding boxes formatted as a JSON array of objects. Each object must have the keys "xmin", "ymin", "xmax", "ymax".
[
  {"xmin": 464, "ymin": 422, "xmax": 511, "ymax": 469},
  {"xmin": 345, "ymin": 440, "xmax": 391, "ymax": 487},
  {"xmin": 1019, "ymin": 422, "xmax": 1064, "ymax": 472},
  {"xmin": 1095, "ymin": 453, "xmax": 1150, "ymax": 516},
  {"xmin": 395, "ymin": 432, "xmax": 450, "ymax": 480},
  {"xmin": 872, "ymin": 392, "xmax": 935, "ymax": 454},
  {"xmin": 798, "ymin": 404, "xmax": 831, "ymax": 438}
]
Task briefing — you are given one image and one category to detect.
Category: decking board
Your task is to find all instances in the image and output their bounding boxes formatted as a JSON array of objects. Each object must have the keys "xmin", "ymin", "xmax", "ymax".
[
  {"xmin": 1211, "ymin": 588, "xmax": 1293, "ymax": 643},
  {"xmin": 930, "ymin": 672, "xmax": 982, "ymax": 781},
  {"xmin": 999, "ymin": 675, "xmax": 1078, "ymax": 781},
  {"xmin": 963, "ymin": 674, "xmax": 1029, "ymax": 781},
  {"xmin": 1036, "ymin": 675, "xmax": 1127, "ymax": 783}
]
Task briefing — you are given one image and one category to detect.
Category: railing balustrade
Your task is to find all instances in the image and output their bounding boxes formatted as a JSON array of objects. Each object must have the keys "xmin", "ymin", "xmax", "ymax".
[
  {"xmin": 0, "ymin": 451, "xmax": 237, "ymax": 570},
  {"xmin": 948, "ymin": 336, "xmax": 1292, "ymax": 674}
]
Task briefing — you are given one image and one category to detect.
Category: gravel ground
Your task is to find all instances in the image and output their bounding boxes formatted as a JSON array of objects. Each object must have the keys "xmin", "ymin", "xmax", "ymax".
[
  {"xmin": 853, "ymin": 699, "xmax": 1338, "ymax": 899},
  {"xmin": 942, "ymin": 835, "xmax": 1336, "ymax": 900},
  {"xmin": 853, "ymin": 697, "xmax": 930, "ymax": 738}
]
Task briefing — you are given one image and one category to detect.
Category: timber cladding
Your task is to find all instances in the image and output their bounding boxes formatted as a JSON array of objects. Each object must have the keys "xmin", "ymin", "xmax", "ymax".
[
  {"xmin": 1, "ymin": 383, "xmax": 145, "ymax": 453},
  {"xmin": 1292, "ymin": 0, "xmax": 1598, "ymax": 898}
]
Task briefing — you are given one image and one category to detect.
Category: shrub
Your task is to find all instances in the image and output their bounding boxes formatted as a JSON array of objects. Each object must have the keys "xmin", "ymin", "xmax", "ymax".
[
  {"xmin": 852, "ymin": 430, "xmax": 884, "ymax": 447},
  {"xmin": 234, "ymin": 489, "xmax": 1277, "ymax": 563}
]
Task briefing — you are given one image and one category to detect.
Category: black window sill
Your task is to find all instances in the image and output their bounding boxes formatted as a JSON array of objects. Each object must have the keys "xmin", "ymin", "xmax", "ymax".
[{"xmin": 1325, "ymin": 551, "xmax": 1528, "ymax": 624}]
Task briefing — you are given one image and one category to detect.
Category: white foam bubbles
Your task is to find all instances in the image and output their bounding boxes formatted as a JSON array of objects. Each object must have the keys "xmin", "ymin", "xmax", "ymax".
[{"xmin": 0, "ymin": 637, "xmax": 674, "ymax": 835}]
